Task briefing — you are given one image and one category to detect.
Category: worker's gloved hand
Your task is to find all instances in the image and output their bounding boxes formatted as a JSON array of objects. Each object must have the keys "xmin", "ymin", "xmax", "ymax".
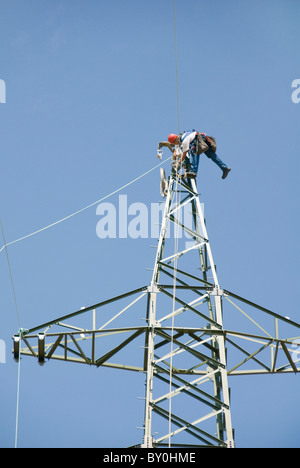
[{"xmin": 158, "ymin": 141, "xmax": 174, "ymax": 153}]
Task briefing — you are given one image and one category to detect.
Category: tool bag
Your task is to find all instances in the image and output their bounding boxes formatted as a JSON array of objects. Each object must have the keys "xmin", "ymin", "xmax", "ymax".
[{"xmin": 196, "ymin": 133, "xmax": 217, "ymax": 155}]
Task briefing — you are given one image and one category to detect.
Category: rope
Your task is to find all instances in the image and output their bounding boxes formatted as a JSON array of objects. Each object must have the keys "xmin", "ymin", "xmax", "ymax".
[
  {"xmin": 3, "ymin": 1, "xmax": 181, "ymax": 448},
  {"xmin": 0, "ymin": 219, "xmax": 22, "ymax": 448},
  {"xmin": 0, "ymin": 157, "xmax": 171, "ymax": 448},
  {"xmin": 168, "ymin": 0, "xmax": 181, "ymax": 448},
  {"xmin": 0, "ymin": 157, "xmax": 171, "ymax": 255},
  {"xmin": 0, "ymin": 220, "xmax": 21, "ymax": 328},
  {"xmin": 168, "ymin": 177, "xmax": 181, "ymax": 447},
  {"xmin": 14, "ymin": 347, "xmax": 21, "ymax": 448},
  {"xmin": 173, "ymin": 0, "xmax": 180, "ymax": 135}
]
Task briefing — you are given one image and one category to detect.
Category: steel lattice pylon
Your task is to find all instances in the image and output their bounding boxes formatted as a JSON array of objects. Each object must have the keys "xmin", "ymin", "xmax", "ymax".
[
  {"xmin": 13, "ymin": 170, "xmax": 300, "ymax": 448},
  {"xmin": 141, "ymin": 173, "xmax": 234, "ymax": 448}
]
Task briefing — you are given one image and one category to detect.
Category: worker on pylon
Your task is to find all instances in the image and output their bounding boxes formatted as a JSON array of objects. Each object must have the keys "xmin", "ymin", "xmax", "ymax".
[{"xmin": 167, "ymin": 131, "xmax": 231, "ymax": 180}]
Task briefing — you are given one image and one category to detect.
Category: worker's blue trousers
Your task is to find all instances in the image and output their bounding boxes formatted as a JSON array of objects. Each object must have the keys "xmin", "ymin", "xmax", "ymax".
[{"xmin": 187, "ymin": 149, "xmax": 228, "ymax": 174}]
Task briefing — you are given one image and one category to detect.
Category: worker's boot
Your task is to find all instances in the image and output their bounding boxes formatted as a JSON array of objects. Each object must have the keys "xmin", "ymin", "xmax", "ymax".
[{"xmin": 222, "ymin": 168, "xmax": 231, "ymax": 180}]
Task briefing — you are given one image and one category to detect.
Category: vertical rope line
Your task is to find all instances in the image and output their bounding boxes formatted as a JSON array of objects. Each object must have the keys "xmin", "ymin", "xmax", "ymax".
[
  {"xmin": 168, "ymin": 182, "xmax": 180, "ymax": 448},
  {"xmin": 0, "ymin": 220, "xmax": 21, "ymax": 329},
  {"xmin": 168, "ymin": 0, "xmax": 181, "ymax": 447},
  {"xmin": 173, "ymin": 0, "xmax": 180, "ymax": 135},
  {"xmin": 14, "ymin": 345, "xmax": 21, "ymax": 448},
  {"xmin": 0, "ymin": 219, "xmax": 22, "ymax": 448}
]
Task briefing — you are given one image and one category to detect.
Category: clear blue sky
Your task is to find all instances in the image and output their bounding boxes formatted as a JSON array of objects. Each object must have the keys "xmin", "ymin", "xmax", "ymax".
[{"xmin": 0, "ymin": 0, "xmax": 299, "ymax": 448}]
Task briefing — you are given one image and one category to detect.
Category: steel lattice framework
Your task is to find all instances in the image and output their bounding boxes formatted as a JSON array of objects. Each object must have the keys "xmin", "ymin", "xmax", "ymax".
[{"xmin": 13, "ymin": 171, "xmax": 300, "ymax": 448}]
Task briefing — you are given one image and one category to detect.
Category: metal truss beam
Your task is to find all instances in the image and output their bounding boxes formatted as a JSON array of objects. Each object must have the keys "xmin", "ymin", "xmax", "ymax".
[{"xmin": 14, "ymin": 324, "xmax": 300, "ymax": 375}]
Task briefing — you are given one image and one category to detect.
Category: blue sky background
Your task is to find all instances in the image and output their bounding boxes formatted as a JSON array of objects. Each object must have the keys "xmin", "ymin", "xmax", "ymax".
[{"xmin": 0, "ymin": 0, "xmax": 299, "ymax": 448}]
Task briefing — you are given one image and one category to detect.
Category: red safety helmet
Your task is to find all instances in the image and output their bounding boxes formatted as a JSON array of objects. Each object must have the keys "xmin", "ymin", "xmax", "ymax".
[{"xmin": 168, "ymin": 133, "xmax": 178, "ymax": 144}]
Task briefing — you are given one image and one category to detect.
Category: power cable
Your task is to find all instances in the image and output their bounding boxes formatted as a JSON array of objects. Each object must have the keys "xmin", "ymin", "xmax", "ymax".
[
  {"xmin": 0, "ymin": 219, "xmax": 22, "ymax": 448},
  {"xmin": 0, "ymin": 220, "xmax": 21, "ymax": 329},
  {"xmin": 168, "ymin": 0, "xmax": 181, "ymax": 448},
  {"xmin": 0, "ymin": 157, "xmax": 171, "ymax": 255},
  {"xmin": 14, "ymin": 346, "xmax": 21, "ymax": 449},
  {"xmin": 1, "ymin": 157, "xmax": 171, "ymax": 448},
  {"xmin": 173, "ymin": 0, "xmax": 181, "ymax": 135}
]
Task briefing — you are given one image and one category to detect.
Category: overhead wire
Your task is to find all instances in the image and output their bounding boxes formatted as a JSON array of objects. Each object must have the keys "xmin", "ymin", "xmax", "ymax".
[
  {"xmin": 3, "ymin": 0, "xmax": 181, "ymax": 449},
  {"xmin": 14, "ymin": 344, "xmax": 21, "ymax": 449},
  {"xmin": 168, "ymin": 0, "xmax": 181, "ymax": 448},
  {"xmin": 168, "ymin": 176, "xmax": 180, "ymax": 448},
  {"xmin": 0, "ymin": 156, "xmax": 171, "ymax": 256},
  {"xmin": 0, "ymin": 220, "xmax": 21, "ymax": 329},
  {"xmin": 0, "ymin": 219, "xmax": 22, "ymax": 448},
  {"xmin": 1, "ymin": 155, "xmax": 171, "ymax": 449},
  {"xmin": 173, "ymin": 0, "xmax": 181, "ymax": 136}
]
